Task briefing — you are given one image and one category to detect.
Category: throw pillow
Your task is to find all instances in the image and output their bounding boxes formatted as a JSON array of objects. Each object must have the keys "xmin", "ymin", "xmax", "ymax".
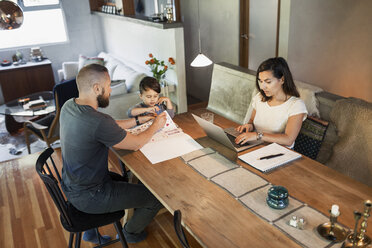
[
  {"xmin": 112, "ymin": 62, "xmax": 136, "ymax": 81},
  {"xmin": 294, "ymin": 116, "xmax": 329, "ymax": 160},
  {"xmin": 126, "ymin": 72, "xmax": 147, "ymax": 93},
  {"xmin": 295, "ymin": 80, "xmax": 323, "ymax": 118},
  {"xmin": 104, "ymin": 58, "xmax": 119, "ymax": 79},
  {"xmin": 62, "ymin": 62, "xmax": 79, "ymax": 81},
  {"xmin": 78, "ymin": 55, "xmax": 104, "ymax": 71},
  {"xmin": 110, "ymin": 80, "xmax": 127, "ymax": 97}
]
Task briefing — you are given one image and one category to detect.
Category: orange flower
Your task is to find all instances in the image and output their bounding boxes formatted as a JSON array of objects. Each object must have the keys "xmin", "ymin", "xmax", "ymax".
[
  {"xmin": 145, "ymin": 54, "xmax": 173, "ymax": 82},
  {"xmin": 168, "ymin": 57, "xmax": 175, "ymax": 65}
]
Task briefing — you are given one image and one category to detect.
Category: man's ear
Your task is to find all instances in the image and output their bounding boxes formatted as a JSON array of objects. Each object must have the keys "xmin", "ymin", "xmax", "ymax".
[{"xmin": 93, "ymin": 83, "xmax": 101, "ymax": 95}]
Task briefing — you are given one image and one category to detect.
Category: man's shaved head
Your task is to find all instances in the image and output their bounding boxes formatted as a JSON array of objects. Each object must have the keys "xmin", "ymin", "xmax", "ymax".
[{"xmin": 76, "ymin": 64, "xmax": 109, "ymax": 93}]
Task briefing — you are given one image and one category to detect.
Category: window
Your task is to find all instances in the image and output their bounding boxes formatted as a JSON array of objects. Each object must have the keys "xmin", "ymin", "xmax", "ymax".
[{"xmin": 0, "ymin": 0, "xmax": 68, "ymax": 50}]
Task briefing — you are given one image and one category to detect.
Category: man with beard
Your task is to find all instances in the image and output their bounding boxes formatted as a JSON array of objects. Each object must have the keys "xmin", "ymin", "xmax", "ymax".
[{"xmin": 60, "ymin": 64, "xmax": 166, "ymax": 244}]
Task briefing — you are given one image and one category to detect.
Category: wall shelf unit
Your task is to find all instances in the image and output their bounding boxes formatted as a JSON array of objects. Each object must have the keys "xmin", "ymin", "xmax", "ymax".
[{"xmin": 89, "ymin": 0, "xmax": 181, "ymax": 22}]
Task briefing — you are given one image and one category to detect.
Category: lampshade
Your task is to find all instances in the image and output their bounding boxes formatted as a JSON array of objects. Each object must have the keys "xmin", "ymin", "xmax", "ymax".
[
  {"xmin": 190, "ymin": 0, "xmax": 212, "ymax": 67},
  {"xmin": 190, "ymin": 53, "xmax": 213, "ymax": 67},
  {"xmin": 0, "ymin": 0, "xmax": 23, "ymax": 30}
]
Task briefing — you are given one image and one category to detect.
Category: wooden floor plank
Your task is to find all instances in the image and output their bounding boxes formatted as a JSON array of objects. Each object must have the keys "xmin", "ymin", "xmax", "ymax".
[{"xmin": 1, "ymin": 149, "xmax": 202, "ymax": 248}]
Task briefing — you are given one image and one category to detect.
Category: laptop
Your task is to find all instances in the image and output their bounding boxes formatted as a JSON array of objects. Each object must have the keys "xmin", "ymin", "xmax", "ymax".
[{"xmin": 192, "ymin": 114, "xmax": 263, "ymax": 152}]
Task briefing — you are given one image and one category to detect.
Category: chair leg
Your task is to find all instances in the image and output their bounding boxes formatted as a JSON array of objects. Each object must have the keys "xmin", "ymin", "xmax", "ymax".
[
  {"xmin": 95, "ymin": 228, "xmax": 102, "ymax": 247},
  {"xmin": 114, "ymin": 221, "xmax": 128, "ymax": 248},
  {"xmin": 68, "ymin": 233, "xmax": 74, "ymax": 248},
  {"xmin": 24, "ymin": 127, "xmax": 31, "ymax": 154},
  {"xmin": 75, "ymin": 232, "xmax": 82, "ymax": 248}
]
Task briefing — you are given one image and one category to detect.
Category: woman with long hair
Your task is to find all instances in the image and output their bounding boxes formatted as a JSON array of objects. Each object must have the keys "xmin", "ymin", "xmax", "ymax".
[{"xmin": 235, "ymin": 57, "xmax": 307, "ymax": 148}]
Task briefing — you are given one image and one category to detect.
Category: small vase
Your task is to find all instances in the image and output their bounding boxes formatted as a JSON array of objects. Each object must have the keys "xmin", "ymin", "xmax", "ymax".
[{"xmin": 160, "ymin": 79, "xmax": 169, "ymax": 98}]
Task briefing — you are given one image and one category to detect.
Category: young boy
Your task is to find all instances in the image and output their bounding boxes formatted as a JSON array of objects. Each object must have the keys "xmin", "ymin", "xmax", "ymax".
[{"xmin": 127, "ymin": 77, "xmax": 174, "ymax": 122}]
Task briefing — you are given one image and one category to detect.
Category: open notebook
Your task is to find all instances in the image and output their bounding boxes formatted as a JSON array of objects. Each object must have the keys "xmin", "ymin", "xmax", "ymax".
[{"xmin": 238, "ymin": 143, "xmax": 302, "ymax": 172}]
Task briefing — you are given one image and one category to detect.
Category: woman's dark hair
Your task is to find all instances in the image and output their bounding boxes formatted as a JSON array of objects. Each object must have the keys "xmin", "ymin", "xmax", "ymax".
[
  {"xmin": 139, "ymin": 76, "xmax": 161, "ymax": 94},
  {"xmin": 256, "ymin": 57, "xmax": 299, "ymax": 101}
]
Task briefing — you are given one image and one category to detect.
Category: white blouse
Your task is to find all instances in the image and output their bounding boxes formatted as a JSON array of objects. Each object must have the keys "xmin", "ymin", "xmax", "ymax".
[{"xmin": 252, "ymin": 93, "xmax": 307, "ymax": 138}]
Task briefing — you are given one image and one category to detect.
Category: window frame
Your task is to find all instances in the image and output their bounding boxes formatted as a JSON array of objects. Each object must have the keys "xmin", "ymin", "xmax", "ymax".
[
  {"xmin": 0, "ymin": 0, "xmax": 69, "ymax": 51},
  {"xmin": 18, "ymin": 0, "xmax": 60, "ymax": 10}
]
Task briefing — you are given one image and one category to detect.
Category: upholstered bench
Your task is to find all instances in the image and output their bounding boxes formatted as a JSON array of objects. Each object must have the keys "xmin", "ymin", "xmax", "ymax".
[{"xmin": 206, "ymin": 62, "xmax": 372, "ymax": 187}]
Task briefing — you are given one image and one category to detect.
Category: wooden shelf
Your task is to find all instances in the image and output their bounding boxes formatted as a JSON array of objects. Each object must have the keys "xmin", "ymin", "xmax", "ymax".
[
  {"xmin": 89, "ymin": 0, "xmax": 134, "ymax": 15},
  {"xmin": 92, "ymin": 11, "xmax": 183, "ymax": 30},
  {"xmin": 89, "ymin": 0, "xmax": 181, "ymax": 22}
]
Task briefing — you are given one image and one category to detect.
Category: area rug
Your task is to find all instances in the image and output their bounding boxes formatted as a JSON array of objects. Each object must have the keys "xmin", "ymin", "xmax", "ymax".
[{"xmin": 0, "ymin": 115, "xmax": 59, "ymax": 163}]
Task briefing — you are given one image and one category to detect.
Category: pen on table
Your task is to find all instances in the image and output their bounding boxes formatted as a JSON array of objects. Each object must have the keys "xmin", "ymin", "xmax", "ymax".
[{"xmin": 259, "ymin": 153, "xmax": 284, "ymax": 160}]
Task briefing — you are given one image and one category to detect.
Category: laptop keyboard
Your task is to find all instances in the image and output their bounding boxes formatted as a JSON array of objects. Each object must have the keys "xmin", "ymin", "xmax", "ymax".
[{"xmin": 226, "ymin": 133, "xmax": 250, "ymax": 148}]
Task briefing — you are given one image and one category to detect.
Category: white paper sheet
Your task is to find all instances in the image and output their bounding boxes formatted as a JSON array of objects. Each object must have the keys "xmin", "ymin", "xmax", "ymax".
[{"xmin": 140, "ymin": 132, "xmax": 202, "ymax": 164}]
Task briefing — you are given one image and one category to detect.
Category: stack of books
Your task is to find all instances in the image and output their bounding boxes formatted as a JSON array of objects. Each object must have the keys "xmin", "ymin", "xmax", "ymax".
[{"xmin": 23, "ymin": 99, "xmax": 47, "ymax": 111}]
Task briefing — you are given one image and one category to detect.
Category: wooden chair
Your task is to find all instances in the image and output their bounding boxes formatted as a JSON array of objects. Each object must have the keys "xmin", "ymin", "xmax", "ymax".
[
  {"xmin": 24, "ymin": 79, "xmax": 78, "ymax": 154},
  {"xmin": 173, "ymin": 210, "xmax": 190, "ymax": 248},
  {"xmin": 35, "ymin": 147, "xmax": 129, "ymax": 248}
]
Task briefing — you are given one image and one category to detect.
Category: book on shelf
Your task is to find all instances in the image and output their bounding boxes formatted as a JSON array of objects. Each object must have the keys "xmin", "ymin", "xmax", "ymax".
[{"xmin": 238, "ymin": 143, "xmax": 302, "ymax": 173}]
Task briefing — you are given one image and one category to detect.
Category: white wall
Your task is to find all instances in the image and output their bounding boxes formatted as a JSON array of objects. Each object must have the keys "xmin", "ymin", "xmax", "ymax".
[
  {"xmin": 287, "ymin": 0, "xmax": 372, "ymax": 101},
  {"xmin": 97, "ymin": 15, "xmax": 187, "ymax": 112},
  {"xmin": 181, "ymin": 0, "xmax": 371, "ymax": 103},
  {"xmin": 181, "ymin": 0, "xmax": 240, "ymax": 101}
]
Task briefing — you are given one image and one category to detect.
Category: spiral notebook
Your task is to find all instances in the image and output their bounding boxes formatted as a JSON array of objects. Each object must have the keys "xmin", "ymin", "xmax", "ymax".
[{"xmin": 238, "ymin": 143, "xmax": 302, "ymax": 172}]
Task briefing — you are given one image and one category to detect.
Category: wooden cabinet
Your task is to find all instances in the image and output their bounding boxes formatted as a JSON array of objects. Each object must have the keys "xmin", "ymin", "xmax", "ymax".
[{"xmin": 0, "ymin": 60, "xmax": 55, "ymax": 102}]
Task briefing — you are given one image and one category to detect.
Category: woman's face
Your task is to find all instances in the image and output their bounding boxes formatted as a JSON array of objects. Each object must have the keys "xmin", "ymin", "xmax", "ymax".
[{"xmin": 258, "ymin": 70, "xmax": 284, "ymax": 98}]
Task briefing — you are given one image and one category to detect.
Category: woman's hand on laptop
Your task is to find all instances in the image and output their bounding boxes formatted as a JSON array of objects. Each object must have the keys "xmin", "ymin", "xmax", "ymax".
[
  {"xmin": 236, "ymin": 123, "xmax": 254, "ymax": 133},
  {"xmin": 235, "ymin": 132, "xmax": 256, "ymax": 145}
]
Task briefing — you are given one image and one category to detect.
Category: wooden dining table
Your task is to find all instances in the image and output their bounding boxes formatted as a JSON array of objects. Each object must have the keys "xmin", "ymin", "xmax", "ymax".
[{"xmin": 112, "ymin": 109, "xmax": 372, "ymax": 248}]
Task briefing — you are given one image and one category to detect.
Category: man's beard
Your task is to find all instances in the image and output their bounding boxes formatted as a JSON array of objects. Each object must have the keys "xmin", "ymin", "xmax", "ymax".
[{"xmin": 97, "ymin": 89, "xmax": 109, "ymax": 108}]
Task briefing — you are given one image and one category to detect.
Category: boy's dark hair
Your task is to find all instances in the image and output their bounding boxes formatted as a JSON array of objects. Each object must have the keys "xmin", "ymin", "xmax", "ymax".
[
  {"xmin": 256, "ymin": 57, "xmax": 300, "ymax": 102},
  {"xmin": 139, "ymin": 77, "xmax": 161, "ymax": 94}
]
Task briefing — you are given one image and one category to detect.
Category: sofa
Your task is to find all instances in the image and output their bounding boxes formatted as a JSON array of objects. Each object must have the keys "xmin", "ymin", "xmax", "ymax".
[
  {"xmin": 57, "ymin": 52, "xmax": 152, "ymax": 119},
  {"xmin": 207, "ymin": 62, "xmax": 372, "ymax": 187}
]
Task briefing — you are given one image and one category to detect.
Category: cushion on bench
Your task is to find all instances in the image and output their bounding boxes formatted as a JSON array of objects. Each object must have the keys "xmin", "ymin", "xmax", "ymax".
[{"xmin": 294, "ymin": 116, "xmax": 328, "ymax": 160}]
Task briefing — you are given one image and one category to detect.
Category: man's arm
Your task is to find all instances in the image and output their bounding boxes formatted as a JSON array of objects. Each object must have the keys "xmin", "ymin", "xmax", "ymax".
[
  {"xmin": 116, "ymin": 115, "xmax": 155, "ymax": 129},
  {"xmin": 130, "ymin": 106, "xmax": 159, "ymax": 117},
  {"xmin": 113, "ymin": 112, "xmax": 166, "ymax": 150}
]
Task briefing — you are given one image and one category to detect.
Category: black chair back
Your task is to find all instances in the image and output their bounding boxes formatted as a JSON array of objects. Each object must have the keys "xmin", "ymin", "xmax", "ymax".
[
  {"xmin": 53, "ymin": 79, "xmax": 79, "ymax": 110},
  {"xmin": 35, "ymin": 147, "xmax": 73, "ymax": 227},
  {"xmin": 174, "ymin": 210, "xmax": 190, "ymax": 248}
]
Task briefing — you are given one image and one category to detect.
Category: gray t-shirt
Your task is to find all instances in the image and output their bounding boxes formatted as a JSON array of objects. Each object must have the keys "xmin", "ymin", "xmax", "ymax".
[{"xmin": 60, "ymin": 99, "xmax": 126, "ymax": 193}]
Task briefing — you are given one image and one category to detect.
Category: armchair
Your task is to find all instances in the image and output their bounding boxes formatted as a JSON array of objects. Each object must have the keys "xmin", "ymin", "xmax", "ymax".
[{"xmin": 24, "ymin": 79, "xmax": 79, "ymax": 154}]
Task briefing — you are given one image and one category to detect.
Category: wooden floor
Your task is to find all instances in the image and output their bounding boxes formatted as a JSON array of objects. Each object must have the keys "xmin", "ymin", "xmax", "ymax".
[{"xmin": 0, "ymin": 148, "xmax": 202, "ymax": 248}]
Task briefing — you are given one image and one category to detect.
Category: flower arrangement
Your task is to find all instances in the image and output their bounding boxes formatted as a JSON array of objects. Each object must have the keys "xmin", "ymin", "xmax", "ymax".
[{"xmin": 145, "ymin": 53, "xmax": 175, "ymax": 82}]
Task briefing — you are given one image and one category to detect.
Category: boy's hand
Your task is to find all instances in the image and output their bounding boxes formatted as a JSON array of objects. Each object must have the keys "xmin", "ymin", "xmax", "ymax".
[
  {"xmin": 152, "ymin": 112, "xmax": 166, "ymax": 131},
  {"xmin": 147, "ymin": 106, "xmax": 160, "ymax": 114},
  {"xmin": 158, "ymin": 97, "xmax": 173, "ymax": 109}
]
